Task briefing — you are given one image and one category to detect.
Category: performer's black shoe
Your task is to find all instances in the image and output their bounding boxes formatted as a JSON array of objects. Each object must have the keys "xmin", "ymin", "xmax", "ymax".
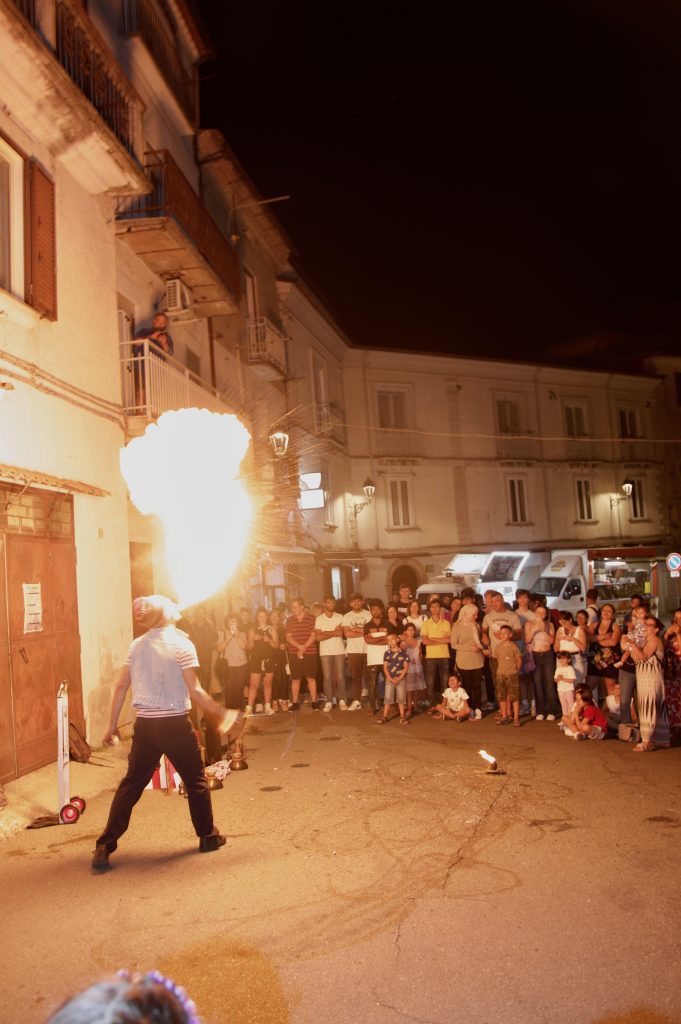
[
  {"xmin": 199, "ymin": 832, "xmax": 227, "ymax": 853},
  {"xmin": 92, "ymin": 843, "xmax": 114, "ymax": 871}
]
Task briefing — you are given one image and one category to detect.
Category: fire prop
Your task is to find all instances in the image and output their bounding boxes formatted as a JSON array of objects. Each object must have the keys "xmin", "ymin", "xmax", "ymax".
[
  {"xmin": 478, "ymin": 749, "xmax": 505, "ymax": 775},
  {"xmin": 120, "ymin": 409, "xmax": 252, "ymax": 608}
]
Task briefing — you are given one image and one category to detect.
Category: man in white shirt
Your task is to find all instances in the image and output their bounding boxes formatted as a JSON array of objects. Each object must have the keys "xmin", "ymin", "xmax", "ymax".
[
  {"xmin": 93, "ymin": 595, "xmax": 243, "ymax": 870},
  {"xmin": 342, "ymin": 592, "xmax": 372, "ymax": 710},
  {"xmin": 482, "ymin": 590, "xmax": 521, "ymax": 711},
  {"xmin": 315, "ymin": 595, "xmax": 346, "ymax": 710}
]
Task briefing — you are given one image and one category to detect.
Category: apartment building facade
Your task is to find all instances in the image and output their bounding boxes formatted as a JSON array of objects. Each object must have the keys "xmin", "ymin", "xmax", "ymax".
[{"xmin": 1, "ymin": 0, "xmax": 679, "ymax": 783}]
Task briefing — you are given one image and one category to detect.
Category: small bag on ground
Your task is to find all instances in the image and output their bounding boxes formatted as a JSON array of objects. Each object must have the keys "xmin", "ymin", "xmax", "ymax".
[{"xmin": 68, "ymin": 722, "xmax": 92, "ymax": 763}]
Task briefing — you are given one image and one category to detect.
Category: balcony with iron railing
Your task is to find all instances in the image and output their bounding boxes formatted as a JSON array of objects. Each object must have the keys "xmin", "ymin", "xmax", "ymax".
[
  {"xmin": 56, "ymin": 0, "xmax": 141, "ymax": 155},
  {"xmin": 120, "ymin": 340, "xmax": 244, "ymax": 432},
  {"xmin": 373, "ymin": 428, "xmax": 424, "ymax": 457},
  {"xmin": 245, "ymin": 317, "xmax": 288, "ymax": 378},
  {"xmin": 313, "ymin": 402, "xmax": 346, "ymax": 445},
  {"xmin": 121, "ymin": 0, "xmax": 198, "ymax": 125},
  {"xmin": 2, "ymin": 0, "xmax": 147, "ymax": 189},
  {"xmin": 496, "ymin": 434, "xmax": 538, "ymax": 460},
  {"xmin": 115, "ymin": 150, "xmax": 240, "ymax": 315},
  {"xmin": 11, "ymin": 0, "xmax": 36, "ymax": 25}
]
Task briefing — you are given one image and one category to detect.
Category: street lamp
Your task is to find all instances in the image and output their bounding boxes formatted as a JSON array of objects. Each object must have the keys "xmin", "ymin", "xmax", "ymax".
[
  {"xmin": 610, "ymin": 478, "xmax": 634, "ymax": 508},
  {"xmin": 269, "ymin": 430, "xmax": 289, "ymax": 457},
  {"xmin": 349, "ymin": 478, "xmax": 376, "ymax": 518}
]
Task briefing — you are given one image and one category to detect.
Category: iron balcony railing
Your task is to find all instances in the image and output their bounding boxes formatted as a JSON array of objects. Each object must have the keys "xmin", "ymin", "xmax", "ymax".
[
  {"xmin": 245, "ymin": 317, "xmax": 288, "ymax": 375},
  {"xmin": 373, "ymin": 428, "xmax": 424, "ymax": 457},
  {"xmin": 312, "ymin": 402, "xmax": 346, "ymax": 444},
  {"xmin": 12, "ymin": 0, "xmax": 36, "ymax": 26},
  {"xmin": 120, "ymin": 340, "xmax": 238, "ymax": 420},
  {"xmin": 121, "ymin": 0, "xmax": 198, "ymax": 124},
  {"xmin": 56, "ymin": 0, "xmax": 138, "ymax": 155},
  {"xmin": 115, "ymin": 149, "xmax": 240, "ymax": 302}
]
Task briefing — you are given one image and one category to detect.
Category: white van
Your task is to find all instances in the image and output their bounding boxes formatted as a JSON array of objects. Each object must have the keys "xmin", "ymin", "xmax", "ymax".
[{"xmin": 530, "ymin": 551, "xmax": 589, "ymax": 614}]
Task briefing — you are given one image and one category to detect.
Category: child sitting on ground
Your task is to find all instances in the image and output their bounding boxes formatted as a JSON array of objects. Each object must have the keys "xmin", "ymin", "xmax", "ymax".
[
  {"xmin": 555, "ymin": 650, "xmax": 576, "ymax": 726},
  {"xmin": 431, "ymin": 674, "xmax": 471, "ymax": 721},
  {"xmin": 560, "ymin": 685, "xmax": 608, "ymax": 740},
  {"xmin": 494, "ymin": 624, "xmax": 523, "ymax": 726}
]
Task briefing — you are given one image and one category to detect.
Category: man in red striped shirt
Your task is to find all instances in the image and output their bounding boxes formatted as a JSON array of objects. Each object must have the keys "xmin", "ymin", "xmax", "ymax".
[{"xmin": 285, "ymin": 597, "xmax": 320, "ymax": 712}]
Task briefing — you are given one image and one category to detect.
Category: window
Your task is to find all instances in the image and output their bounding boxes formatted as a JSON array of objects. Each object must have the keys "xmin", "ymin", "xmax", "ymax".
[
  {"xmin": 0, "ymin": 137, "xmax": 25, "ymax": 301},
  {"xmin": 576, "ymin": 478, "xmax": 593, "ymax": 521},
  {"xmin": 244, "ymin": 269, "xmax": 258, "ymax": 319},
  {"xmin": 185, "ymin": 348, "xmax": 201, "ymax": 380},
  {"xmin": 564, "ymin": 403, "xmax": 588, "ymax": 438},
  {"xmin": 377, "ymin": 390, "xmax": 407, "ymax": 429},
  {"xmin": 496, "ymin": 398, "xmax": 520, "ymax": 435},
  {"xmin": 630, "ymin": 479, "xmax": 645, "ymax": 520},
  {"xmin": 0, "ymin": 137, "xmax": 56, "ymax": 317},
  {"xmin": 618, "ymin": 408, "xmax": 641, "ymax": 439},
  {"xmin": 507, "ymin": 477, "xmax": 528, "ymax": 524},
  {"xmin": 388, "ymin": 478, "xmax": 413, "ymax": 527}
]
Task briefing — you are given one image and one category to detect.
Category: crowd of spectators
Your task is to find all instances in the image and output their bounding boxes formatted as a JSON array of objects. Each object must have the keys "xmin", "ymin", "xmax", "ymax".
[{"xmin": 181, "ymin": 584, "xmax": 681, "ymax": 755}]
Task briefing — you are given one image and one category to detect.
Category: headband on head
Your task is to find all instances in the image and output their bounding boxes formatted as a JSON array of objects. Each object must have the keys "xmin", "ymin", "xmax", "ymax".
[
  {"xmin": 117, "ymin": 970, "xmax": 200, "ymax": 1024},
  {"xmin": 132, "ymin": 595, "xmax": 180, "ymax": 630}
]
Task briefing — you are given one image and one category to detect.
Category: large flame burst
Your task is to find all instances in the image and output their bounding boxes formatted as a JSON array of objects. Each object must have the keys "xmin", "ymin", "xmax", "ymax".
[{"xmin": 120, "ymin": 409, "xmax": 252, "ymax": 608}]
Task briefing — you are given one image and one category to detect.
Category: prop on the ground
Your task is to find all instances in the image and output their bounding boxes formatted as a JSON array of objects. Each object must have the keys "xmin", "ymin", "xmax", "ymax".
[{"xmin": 27, "ymin": 681, "xmax": 87, "ymax": 828}]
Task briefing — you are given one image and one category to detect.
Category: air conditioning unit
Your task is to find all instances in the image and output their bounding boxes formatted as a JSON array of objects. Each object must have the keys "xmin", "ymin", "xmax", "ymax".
[{"xmin": 164, "ymin": 278, "xmax": 192, "ymax": 317}]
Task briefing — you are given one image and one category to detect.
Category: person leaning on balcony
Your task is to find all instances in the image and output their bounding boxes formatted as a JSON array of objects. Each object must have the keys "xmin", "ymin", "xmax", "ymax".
[
  {"xmin": 131, "ymin": 313, "xmax": 174, "ymax": 408},
  {"xmin": 134, "ymin": 312, "xmax": 174, "ymax": 358}
]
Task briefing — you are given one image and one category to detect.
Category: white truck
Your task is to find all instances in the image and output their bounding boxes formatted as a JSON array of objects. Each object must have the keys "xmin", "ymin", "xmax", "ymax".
[
  {"xmin": 530, "ymin": 549, "xmax": 659, "ymax": 618},
  {"xmin": 415, "ymin": 550, "xmax": 548, "ymax": 608},
  {"xmin": 529, "ymin": 550, "xmax": 590, "ymax": 615}
]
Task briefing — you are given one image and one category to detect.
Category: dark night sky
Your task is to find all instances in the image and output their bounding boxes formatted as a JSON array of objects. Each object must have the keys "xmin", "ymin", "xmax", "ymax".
[{"xmin": 194, "ymin": 0, "xmax": 681, "ymax": 363}]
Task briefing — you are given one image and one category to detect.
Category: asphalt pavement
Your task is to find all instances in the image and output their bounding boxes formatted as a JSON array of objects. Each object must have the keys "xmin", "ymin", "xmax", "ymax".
[{"xmin": 2, "ymin": 706, "xmax": 681, "ymax": 1024}]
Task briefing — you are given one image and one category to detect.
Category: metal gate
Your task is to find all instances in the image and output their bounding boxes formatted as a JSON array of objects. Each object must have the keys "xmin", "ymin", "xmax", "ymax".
[{"xmin": 0, "ymin": 485, "xmax": 84, "ymax": 783}]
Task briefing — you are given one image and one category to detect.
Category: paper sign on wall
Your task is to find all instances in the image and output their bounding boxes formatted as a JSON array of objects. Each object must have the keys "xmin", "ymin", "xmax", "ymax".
[{"xmin": 22, "ymin": 583, "xmax": 43, "ymax": 634}]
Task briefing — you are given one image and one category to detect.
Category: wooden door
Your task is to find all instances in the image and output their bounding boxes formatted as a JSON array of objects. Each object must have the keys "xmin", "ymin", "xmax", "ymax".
[
  {"xmin": 0, "ymin": 535, "xmax": 14, "ymax": 782},
  {"xmin": 4, "ymin": 532, "xmax": 83, "ymax": 778}
]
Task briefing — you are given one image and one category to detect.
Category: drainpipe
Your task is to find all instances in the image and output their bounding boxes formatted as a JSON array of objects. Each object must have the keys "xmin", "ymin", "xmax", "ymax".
[{"xmin": 207, "ymin": 316, "xmax": 217, "ymax": 390}]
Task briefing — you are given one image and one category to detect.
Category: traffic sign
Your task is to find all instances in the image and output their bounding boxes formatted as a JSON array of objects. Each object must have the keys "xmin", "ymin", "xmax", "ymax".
[{"xmin": 666, "ymin": 552, "xmax": 681, "ymax": 572}]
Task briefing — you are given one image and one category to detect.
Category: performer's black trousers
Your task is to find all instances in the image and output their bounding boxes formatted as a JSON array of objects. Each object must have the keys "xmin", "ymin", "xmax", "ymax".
[{"xmin": 96, "ymin": 714, "xmax": 215, "ymax": 849}]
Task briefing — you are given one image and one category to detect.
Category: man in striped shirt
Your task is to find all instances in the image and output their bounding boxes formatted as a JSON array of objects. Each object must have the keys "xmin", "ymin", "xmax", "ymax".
[
  {"xmin": 92, "ymin": 595, "xmax": 242, "ymax": 871},
  {"xmin": 285, "ymin": 597, "xmax": 320, "ymax": 711}
]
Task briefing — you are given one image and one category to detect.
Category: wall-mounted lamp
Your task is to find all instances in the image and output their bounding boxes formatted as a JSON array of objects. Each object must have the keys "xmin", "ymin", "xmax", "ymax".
[
  {"xmin": 610, "ymin": 478, "xmax": 634, "ymax": 507},
  {"xmin": 269, "ymin": 431, "xmax": 289, "ymax": 457},
  {"xmin": 349, "ymin": 478, "xmax": 376, "ymax": 518},
  {"xmin": 363, "ymin": 478, "xmax": 376, "ymax": 501},
  {"xmin": 0, "ymin": 380, "xmax": 15, "ymax": 399}
]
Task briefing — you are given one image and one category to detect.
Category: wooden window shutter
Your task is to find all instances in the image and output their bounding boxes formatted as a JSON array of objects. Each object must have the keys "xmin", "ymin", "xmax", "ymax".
[{"xmin": 27, "ymin": 160, "xmax": 57, "ymax": 320}]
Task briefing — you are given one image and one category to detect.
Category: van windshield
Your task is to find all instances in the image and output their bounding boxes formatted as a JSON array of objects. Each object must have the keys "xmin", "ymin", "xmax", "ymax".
[{"xmin": 532, "ymin": 576, "xmax": 566, "ymax": 598}]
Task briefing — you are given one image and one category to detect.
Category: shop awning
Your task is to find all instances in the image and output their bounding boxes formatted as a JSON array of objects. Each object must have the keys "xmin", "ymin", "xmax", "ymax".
[
  {"xmin": 588, "ymin": 547, "xmax": 657, "ymax": 560},
  {"xmin": 0, "ymin": 463, "xmax": 109, "ymax": 497},
  {"xmin": 258, "ymin": 545, "xmax": 317, "ymax": 565}
]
